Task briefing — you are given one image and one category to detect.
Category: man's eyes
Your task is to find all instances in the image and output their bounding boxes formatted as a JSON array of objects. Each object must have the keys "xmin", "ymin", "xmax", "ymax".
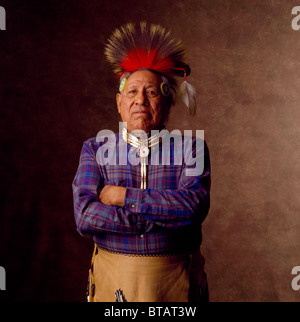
[
  {"xmin": 147, "ymin": 90, "xmax": 158, "ymax": 96},
  {"xmin": 126, "ymin": 89, "xmax": 158, "ymax": 96},
  {"xmin": 128, "ymin": 89, "xmax": 137, "ymax": 94}
]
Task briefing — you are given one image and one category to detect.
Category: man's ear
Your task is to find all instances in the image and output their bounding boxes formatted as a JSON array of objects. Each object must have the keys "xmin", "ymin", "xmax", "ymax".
[{"xmin": 116, "ymin": 93, "xmax": 121, "ymax": 114}]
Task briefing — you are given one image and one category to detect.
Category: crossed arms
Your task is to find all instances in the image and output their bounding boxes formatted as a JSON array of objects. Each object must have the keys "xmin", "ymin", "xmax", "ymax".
[{"xmin": 72, "ymin": 138, "xmax": 211, "ymax": 236}]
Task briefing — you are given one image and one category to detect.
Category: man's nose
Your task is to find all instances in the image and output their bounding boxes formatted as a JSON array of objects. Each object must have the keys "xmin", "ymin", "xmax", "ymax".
[{"xmin": 135, "ymin": 90, "xmax": 147, "ymax": 105}]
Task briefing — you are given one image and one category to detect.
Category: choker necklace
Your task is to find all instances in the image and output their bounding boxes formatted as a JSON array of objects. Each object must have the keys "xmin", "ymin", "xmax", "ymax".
[{"xmin": 122, "ymin": 127, "xmax": 162, "ymax": 189}]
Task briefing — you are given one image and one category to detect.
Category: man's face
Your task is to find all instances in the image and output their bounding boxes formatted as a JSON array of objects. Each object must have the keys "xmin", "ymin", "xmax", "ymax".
[{"xmin": 116, "ymin": 70, "xmax": 168, "ymax": 133}]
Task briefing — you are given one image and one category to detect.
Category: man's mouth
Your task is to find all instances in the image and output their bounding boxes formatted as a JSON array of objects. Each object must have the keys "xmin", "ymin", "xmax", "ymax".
[{"xmin": 133, "ymin": 111, "xmax": 148, "ymax": 115}]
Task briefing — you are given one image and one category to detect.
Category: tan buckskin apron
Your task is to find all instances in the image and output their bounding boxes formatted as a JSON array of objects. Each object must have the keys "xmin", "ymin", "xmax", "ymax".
[{"xmin": 88, "ymin": 245, "xmax": 208, "ymax": 302}]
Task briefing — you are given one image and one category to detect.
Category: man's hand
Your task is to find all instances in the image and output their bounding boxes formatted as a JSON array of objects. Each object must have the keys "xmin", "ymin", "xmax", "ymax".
[{"xmin": 99, "ymin": 185, "xmax": 126, "ymax": 207}]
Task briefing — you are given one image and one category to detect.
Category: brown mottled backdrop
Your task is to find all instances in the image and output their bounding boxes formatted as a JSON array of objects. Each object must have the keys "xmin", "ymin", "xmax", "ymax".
[{"xmin": 0, "ymin": 0, "xmax": 299, "ymax": 301}]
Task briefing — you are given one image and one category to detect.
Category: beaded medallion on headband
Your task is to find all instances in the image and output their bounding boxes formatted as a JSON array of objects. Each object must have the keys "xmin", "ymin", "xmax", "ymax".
[{"xmin": 119, "ymin": 78, "xmax": 127, "ymax": 92}]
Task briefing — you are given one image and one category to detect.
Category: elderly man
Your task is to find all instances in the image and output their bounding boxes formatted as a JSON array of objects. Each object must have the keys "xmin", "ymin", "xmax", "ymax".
[{"xmin": 72, "ymin": 22, "xmax": 211, "ymax": 302}]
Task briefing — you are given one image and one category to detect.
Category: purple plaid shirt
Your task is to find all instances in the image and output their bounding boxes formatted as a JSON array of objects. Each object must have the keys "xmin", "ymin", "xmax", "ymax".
[{"xmin": 72, "ymin": 131, "xmax": 210, "ymax": 255}]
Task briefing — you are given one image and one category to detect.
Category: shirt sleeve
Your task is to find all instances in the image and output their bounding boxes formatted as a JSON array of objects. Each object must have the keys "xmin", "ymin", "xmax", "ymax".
[
  {"xmin": 72, "ymin": 140, "xmax": 148, "ymax": 236},
  {"xmin": 124, "ymin": 140, "xmax": 211, "ymax": 229}
]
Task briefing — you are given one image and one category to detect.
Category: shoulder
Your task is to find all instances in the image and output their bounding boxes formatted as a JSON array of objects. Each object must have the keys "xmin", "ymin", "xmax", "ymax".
[{"xmin": 83, "ymin": 132, "xmax": 120, "ymax": 148}]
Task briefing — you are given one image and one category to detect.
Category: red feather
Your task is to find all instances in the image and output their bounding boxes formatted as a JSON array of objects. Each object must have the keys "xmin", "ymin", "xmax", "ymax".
[{"xmin": 120, "ymin": 48, "xmax": 174, "ymax": 77}]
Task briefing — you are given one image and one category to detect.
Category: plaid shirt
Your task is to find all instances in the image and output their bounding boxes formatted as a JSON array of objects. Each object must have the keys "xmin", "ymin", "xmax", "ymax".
[{"xmin": 72, "ymin": 131, "xmax": 211, "ymax": 255}]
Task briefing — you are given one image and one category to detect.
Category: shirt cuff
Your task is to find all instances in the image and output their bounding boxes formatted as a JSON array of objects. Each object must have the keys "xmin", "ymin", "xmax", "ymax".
[{"xmin": 124, "ymin": 187, "xmax": 142, "ymax": 213}]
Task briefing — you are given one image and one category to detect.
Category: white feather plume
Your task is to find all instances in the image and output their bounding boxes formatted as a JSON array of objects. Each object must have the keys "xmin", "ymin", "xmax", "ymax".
[{"xmin": 179, "ymin": 81, "xmax": 197, "ymax": 115}]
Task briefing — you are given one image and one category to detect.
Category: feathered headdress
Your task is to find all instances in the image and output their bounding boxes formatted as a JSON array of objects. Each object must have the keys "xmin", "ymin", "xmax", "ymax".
[{"xmin": 104, "ymin": 22, "xmax": 197, "ymax": 115}]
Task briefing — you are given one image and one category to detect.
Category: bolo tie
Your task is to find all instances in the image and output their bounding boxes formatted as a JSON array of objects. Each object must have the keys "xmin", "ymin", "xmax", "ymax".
[{"xmin": 122, "ymin": 127, "xmax": 162, "ymax": 189}]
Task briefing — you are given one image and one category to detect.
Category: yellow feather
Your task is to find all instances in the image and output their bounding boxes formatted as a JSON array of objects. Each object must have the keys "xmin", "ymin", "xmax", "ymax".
[{"xmin": 140, "ymin": 21, "xmax": 147, "ymax": 34}]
